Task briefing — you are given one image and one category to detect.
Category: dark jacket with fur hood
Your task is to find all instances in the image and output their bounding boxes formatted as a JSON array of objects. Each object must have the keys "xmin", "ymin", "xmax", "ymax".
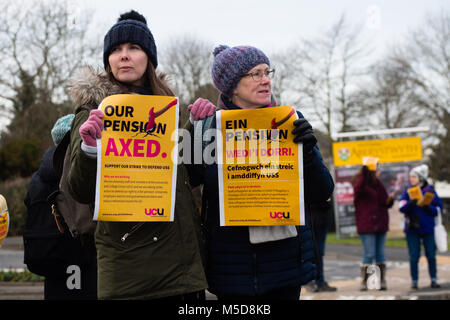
[{"xmin": 66, "ymin": 67, "xmax": 207, "ymax": 299}]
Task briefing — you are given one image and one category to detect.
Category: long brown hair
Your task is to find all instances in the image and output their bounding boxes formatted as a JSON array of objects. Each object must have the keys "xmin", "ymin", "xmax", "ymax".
[{"xmin": 105, "ymin": 62, "xmax": 174, "ymax": 96}]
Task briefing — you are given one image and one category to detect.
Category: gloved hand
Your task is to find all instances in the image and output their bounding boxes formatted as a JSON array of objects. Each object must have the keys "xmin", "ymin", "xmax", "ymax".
[
  {"xmin": 292, "ymin": 118, "xmax": 317, "ymax": 157},
  {"xmin": 409, "ymin": 199, "xmax": 418, "ymax": 207},
  {"xmin": 386, "ymin": 195, "xmax": 394, "ymax": 208},
  {"xmin": 188, "ymin": 98, "xmax": 216, "ymax": 121},
  {"xmin": 422, "ymin": 205, "xmax": 433, "ymax": 214},
  {"xmin": 79, "ymin": 109, "xmax": 104, "ymax": 147}
]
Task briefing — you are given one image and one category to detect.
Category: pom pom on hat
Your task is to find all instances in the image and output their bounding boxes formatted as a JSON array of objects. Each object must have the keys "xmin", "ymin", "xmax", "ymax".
[
  {"xmin": 51, "ymin": 114, "xmax": 75, "ymax": 146},
  {"xmin": 213, "ymin": 45, "xmax": 230, "ymax": 57},
  {"xmin": 118, "ymin": 10, "xmax": 147, "ymax": 24}
]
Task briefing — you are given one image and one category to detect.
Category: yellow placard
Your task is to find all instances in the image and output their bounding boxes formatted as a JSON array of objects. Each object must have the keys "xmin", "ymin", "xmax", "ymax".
[
  {"xmin": 332, "ymin": 137, "xmax": 422, "ymax": 167},
  {"xmin": 0, "ymin": 195, "xmax": 9, "ymax": 247},
  {"xmin": 418, "ymin": 192, "xmax": 434, "ymax": 207},
  {"xmin": 362, "ymin": 156, "xmax": 379, "ymax": 171},
  {"xmin": 216, "ymin": 106, "xmax": 304, "ymax": 226},
  {"xmin": 407, "ymin": 186, "xmax": 423, "ymax": 202},
  {"xmin": 94, "ymin": 94, "xmax": 179, "ymax": 222}
]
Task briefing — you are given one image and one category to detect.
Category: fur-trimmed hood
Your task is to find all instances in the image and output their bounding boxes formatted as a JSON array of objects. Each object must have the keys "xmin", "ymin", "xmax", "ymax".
[
  {"xmin": 68, "ymin": 66, "xmax": 124, "ymax": 109},
  {"xmin": 68, "ymin": 66, "xmax": 173, "ymax": 109}
]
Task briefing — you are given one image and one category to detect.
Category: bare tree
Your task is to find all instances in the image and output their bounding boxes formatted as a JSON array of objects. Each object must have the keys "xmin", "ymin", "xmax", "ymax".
[
  {"xmin": 359, "ymin": 10, "xmax": 449, "ymax": 181},
  {"xmin": 268, "ymin": 48, "xmax": 330, "ymax": 166},
  {"xmin": 398, "ymin": 10, "xmax": 450, "ymax": 181},
  {"xmin": 269, "ymin": 49, "xmax": 296, "ymax": 105},
  {"xmin": 270, "ymin": 14, "xmax": 373, "ymax": 166},
  {"xmin": 287, "ymin": 15, "xmax": 373, "ymax": 141},
  {"xmin": 0, "ymin": 0, "xmax": 98, "ymax": 145},
  {"xmin": 159, "ymin": 37, "xmax": 213, "ymax": 102},
  {"xmin": 159, "ymin": 35, "xmax": 217, "ymax": 125},
  {"xmin": 355, "ymin": 55, "xmax": 427, "ymax": 132},
  {"xmin": 399, "ymin": 11, "xmax": 450, "ymax": 137}
]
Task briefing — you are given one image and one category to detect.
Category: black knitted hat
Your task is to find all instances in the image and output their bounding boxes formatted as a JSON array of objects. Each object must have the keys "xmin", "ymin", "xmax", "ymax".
[{"xmin": 103, "ymin": 10, "xmax": 157, "ymax": 69}]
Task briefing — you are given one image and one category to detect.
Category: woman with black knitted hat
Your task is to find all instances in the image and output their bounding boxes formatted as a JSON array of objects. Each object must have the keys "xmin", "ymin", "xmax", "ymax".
[{"xmin": 66, "ymin": 10, "xmax": 207, "ymax": 300}]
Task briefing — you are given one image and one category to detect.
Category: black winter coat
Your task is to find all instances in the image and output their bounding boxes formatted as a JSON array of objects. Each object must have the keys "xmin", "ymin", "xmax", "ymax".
[
  {"xmin": 23, "ymin": 146, "xmax": 97, "ymax": 299},
  {"xmin": 65, "ymin": 67, "xmax": 208, "ymax": 299},
  {"xmin": 23, "ymin": 146, "xmax": 98, "ymax": 269},
  {"xmin": 186, "ymin": 105, "xmax": 334, "ymax": 297}
]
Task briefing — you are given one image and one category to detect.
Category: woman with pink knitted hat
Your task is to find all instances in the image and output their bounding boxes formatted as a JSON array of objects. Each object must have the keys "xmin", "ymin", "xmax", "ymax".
[{"xmin": 186, "ymin": 44, "xmax": 334, "ymax": 300}]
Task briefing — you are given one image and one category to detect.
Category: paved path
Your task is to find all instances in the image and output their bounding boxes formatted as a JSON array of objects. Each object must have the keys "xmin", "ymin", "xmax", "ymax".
[
  {"xmin": 1, "ymin": 237, "xmax": 449, "ymax": 300},
  {"xmin": 300, "ymin": 256, "xmax": 450, "ymax": 300},
  {"xmin": 299, "ymin": 241, "xmax": 450, "ymax": 300}
]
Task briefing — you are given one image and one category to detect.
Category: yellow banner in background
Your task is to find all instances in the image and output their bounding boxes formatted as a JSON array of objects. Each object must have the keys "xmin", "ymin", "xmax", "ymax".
[
  {"xmin": 332, "ymin": 136, "xmax": 422, "ymax": 167},
  {"xmin": 94, "ymin": 94, "xmax": 179, "ymax": 222},
  {"xmin": 216, "ymin": 106, "xmax": 304, "ymax": 226}
]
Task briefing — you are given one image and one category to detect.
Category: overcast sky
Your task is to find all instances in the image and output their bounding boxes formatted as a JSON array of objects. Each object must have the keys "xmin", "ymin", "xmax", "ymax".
[
  {"xmin": 1, "ymin": 0, "xmax": 447, "ymax": 130},
  {"xmin": 79, "ymin": 0, "xmax": 448, "ymax": 58}
]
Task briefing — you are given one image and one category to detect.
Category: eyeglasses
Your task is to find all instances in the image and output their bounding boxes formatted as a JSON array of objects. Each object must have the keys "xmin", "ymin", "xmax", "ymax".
[{"xmin": 241, "ymin": 69, "xmax": 275, "ymax": 82}]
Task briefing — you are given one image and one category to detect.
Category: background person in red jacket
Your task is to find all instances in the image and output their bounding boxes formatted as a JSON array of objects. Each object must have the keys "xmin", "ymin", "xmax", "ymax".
[{"xmin": 351, "ymin": 164, "xmax": 394, "ymax": 291}]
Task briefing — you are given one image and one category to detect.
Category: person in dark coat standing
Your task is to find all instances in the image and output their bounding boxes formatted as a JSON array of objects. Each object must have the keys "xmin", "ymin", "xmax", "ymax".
[
  {"xmin": 399, "ymin": 164, "xmax": 442, "ymax": 289},
  {"xmin": 352, "ymin": 164, "xmax": 393, "ymax": 291},
  {"xmin": 304, "ymin": 199, "xmax": 337, "ymax": 292},
  {"xmin": 186, "ymin": 44, "xmax": 335, "ymax": 300},
  {"xmin": 24, "ymin": 114, "xmax": 97, "ymax": 300}
]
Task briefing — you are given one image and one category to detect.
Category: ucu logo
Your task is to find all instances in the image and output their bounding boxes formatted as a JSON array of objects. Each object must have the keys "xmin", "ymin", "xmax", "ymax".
[
  {"xmin": 145, "ymin": 208, "xmax": 165, "ymax": 216},
  {"xmin": 269, "ymin": 211, "xmax": 290, "ymax": 219}
]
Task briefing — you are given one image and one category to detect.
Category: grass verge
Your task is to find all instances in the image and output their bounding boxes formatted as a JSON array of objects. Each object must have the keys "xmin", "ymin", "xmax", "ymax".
[
  {"xmin": 326, "ymin": 231, "xmax": 450, "ymax": 249},
  {"xmin": 326, "ymin": 233, "xmax": 407, "ymax": 248},
  {"xmin": 0, "ymin": 269, "xmax": 44, "ymax": 282}
]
